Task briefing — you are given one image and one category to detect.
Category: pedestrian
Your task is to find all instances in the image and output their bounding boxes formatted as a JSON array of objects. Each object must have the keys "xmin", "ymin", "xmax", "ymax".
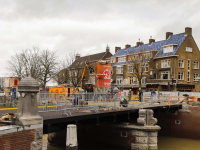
[
  {"xmin": 151, "ymin": 89, "xmax": 156, "ymax": 99},
  {"xmin": 139, "ymin": 88, "xmax": 143, "ymax": 102},
  {"xmin": 128, "ymin": 89, "xmax": 132, "ymax": 101}
]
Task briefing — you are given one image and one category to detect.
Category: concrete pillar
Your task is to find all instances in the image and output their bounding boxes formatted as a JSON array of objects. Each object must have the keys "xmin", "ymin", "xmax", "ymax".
[{"xmin": 66, "ymin": 124, "xmax": 78, "ymax": 150}]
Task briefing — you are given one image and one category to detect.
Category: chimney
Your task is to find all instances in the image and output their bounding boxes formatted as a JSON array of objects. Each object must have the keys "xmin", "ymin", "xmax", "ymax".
[
  {"xmin": 76, "ymin": 54, "xmax": 80, "ymax": 60},
  {"xmin": 149, "ymin": 37, "xmax": 155, "ymax": 45},
  {"xmin": 166, "ymin": 32, "xmax": 173, "ymax": 40},
  {"xmin": 115, "ymin": 47, "xmax": 121, "ymax": 53},
  {"xmin": 125, "ymin": 44, "xmax": 131, "ymax": 50},
  {"xmin": 185, "ymin": 27, "xmax": 192, "ymax": 35},
  {"xmin": 136, "ymin": 42, "xmax": 143, "ymax": 47},
  {"xmin": 106, "ymin": 44, "xmax": 110, "ymax": 52}
]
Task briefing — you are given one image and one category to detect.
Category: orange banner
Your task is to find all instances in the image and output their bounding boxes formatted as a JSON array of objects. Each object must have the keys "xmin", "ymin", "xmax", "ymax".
[{"xmin": 95, "ymin": 62, "xmax": 111, "ymax": 87}]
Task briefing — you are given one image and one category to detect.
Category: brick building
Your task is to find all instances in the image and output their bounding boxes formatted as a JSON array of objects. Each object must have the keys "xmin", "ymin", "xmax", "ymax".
[
  {"xmin": 58, "ymin": 46, "xmax": 112, "ymax": 88},
  {"xmin": 111, "ymin": 27, "xmax": 200, "ymax": 93}
]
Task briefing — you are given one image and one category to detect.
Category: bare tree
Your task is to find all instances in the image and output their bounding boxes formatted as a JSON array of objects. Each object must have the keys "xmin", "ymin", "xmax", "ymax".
[
  {"xmin": 7, "ymin": 47, "xmax": 58, "ymax": 88},
  {"xmin": 38, "ymin": 49, "xmax": 58, "ymax": 89},
  {"xmin": 128, "ymin": 48, "xmax": 152, "ymax": 88},
  {"xmin": 56, "ymin": 52, "xmax": 90, "ymax": 88},
  {"xmin": 8, "ymin": 47, "xmax": 41, "ymax": 80}
]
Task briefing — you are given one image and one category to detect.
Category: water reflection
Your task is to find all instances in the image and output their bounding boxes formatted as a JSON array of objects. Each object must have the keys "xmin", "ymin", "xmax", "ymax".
[
  {"xmin": 158, "ymin": 136, "xmax": 200, "ymax": 150},
  {"xmin": 43, "ymin": 134, "xmax": 200, "ymax": 150}
]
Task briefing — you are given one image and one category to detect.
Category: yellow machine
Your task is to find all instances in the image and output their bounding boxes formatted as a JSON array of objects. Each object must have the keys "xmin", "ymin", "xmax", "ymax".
[
  {"xmin": 81, "ymin": 61, "xmax": 89, "ymax": 89},
  {"xmin": 49, "ymin": 84, "xmax": 81, "ymax": 99}
]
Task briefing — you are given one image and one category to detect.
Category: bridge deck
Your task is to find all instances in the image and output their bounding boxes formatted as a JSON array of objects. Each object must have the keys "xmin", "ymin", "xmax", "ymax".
[{"xmin": 0, "ymin": 103, "xmax": 182, "ymax": 126}]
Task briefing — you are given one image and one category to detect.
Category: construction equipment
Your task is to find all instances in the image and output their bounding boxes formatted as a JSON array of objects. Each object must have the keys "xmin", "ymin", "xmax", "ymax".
[
  {"xmin": 81, "ymin": 61, "xmax": 89, "ymax": 89},
  {"xmin": 81, "ymin": 61, "xmax": 94, "ymax": 90}
]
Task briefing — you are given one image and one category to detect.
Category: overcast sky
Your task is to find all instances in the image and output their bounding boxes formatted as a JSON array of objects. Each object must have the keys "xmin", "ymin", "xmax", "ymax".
[{"xmin": 1, "ymin": 0, "xmax": 200, "ymax": 79}]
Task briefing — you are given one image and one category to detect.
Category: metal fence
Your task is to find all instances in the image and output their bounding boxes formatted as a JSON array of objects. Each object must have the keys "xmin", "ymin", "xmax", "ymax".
[
  {"xmin": 36, "ymin": 92, "xmax": 176, "ymax": 115},
  {"xmin": 0, "ymin": 91, "xmax": 185, "ymax": 115}
]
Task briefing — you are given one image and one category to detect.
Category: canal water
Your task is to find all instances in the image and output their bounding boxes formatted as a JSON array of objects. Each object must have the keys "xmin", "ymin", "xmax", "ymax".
[{"xmin": 43, "ymin": 134, "xmax": 200, "ymax": 150}]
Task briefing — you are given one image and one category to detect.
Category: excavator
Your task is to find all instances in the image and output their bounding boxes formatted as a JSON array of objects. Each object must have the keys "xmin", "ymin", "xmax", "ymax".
[{"xmin": 81, "ymin": 61, "xmax": 94, "ymax": 92}]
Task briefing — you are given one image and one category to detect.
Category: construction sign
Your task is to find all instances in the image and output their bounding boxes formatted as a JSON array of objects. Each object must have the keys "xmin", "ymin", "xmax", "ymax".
[{"xmin": 95, "ymin": 62, "xmax": 111, "ymax": 87}]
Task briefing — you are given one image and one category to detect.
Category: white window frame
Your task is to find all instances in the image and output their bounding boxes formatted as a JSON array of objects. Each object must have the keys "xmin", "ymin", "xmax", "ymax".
[
  {"xmin": 129, "ymin": 77, "xmax": 133, "ymax": 85},
  {"xmin": 118, "ymin": 56, "xmax": 126, "ymax": 62},
  {"xmin": 161, "ymin": 71, "xmax": 170, "ymax": 79},
  {"xmin": 116, "ymin": 76, "xmax": 123, "ymax": 85},
  {"xmin": 193, "ymin": 73, "xmax": 199, "ymax": 81},
  {"xmin": 69, "ymin": 71, "xmax": 72, "ymax": 77},
  {"xmin": 178, "ymin": 72, "xmax": 184, "ymax": 80},
  {"xmin": 179, "ymin": 60, "xmax": 184, "ymax": 68},
  {"xmin": 187, "ymin": 71, "xmax": 190, "ymax": 82},
  {"xmin": 186, "ymin": 47, "xmax": 192, "ymax": 52},
  {"xmin": 163, "ymin": 46, "xmax": 173, "ymax": 53},
  {"xmin": 134, "ymin": 78, "xmax": 138, "ymax": 84},
  {"xmin": 128, "ymin": 65, "xmax": 134, "ymax": 73},
  {"xmin": 116, "ymin": 66, "xmax": 123, "ymax": 74},
  {"xmin": 142, "ymin": 77, "xmax": 146, "ymax": 84},
  {"xmin": 188, "ymin": 60, "xmax": 191, "ymax": 70},
  {"xmin": 194, "ymin": 61, "xmax": 199, "ymax": 69},
  {"xmin": 74, "ymin": 71, "xmax": 77, "ymax": 76},
  {"xmin": 144, "ymin": 63, "xmax": 149, "ymax": 72},
  {"xmin": 161, "ymin": 60, "xmax": 170, "ymax": 68}
]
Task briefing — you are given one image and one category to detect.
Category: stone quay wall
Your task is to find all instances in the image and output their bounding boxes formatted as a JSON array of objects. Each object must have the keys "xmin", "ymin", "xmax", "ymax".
[{"xmin": 0, "ymin": 124, "xmax": 43, "ymax": 150}]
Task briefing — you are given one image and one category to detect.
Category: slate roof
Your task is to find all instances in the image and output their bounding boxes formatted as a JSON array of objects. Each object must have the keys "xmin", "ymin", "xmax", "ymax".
[
  {"xmin": 112, "ymin": 61, "xmax": 128, "ymax": 66},
  {"xmin": 113, "ymin": 32, "xmax": 187, "ymax": 60},
  {"xmin": 70, "ymin": 51, "xmax": 112, "ymax": 68}
]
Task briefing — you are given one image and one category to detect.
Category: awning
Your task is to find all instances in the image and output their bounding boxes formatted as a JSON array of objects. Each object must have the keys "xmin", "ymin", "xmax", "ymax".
[
  {"xmin": 146, "ymin": 83, "xmax": 159, "ymax": 87},
  {"xmin": 176, "ymin": 84, "xmax": 195, "ymax": 88}
]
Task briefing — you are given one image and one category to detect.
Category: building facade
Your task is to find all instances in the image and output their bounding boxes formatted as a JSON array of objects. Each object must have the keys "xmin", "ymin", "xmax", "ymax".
[{"xmin": 111, "ymin": 27, "xmax": 200, "ymax": 93}]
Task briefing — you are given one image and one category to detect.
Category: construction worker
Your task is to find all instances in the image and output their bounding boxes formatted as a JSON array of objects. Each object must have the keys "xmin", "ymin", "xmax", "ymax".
[
  {"xmin": 139, "ymin": 88, "xmax": 143, "ymax": 102},
  {"xmin": 151, "ymin": 89, "xmax": 156, "ymax": 99},
  {"xmin": 128, "ymin": 89, "xmax": 132, "ymax": 101}
]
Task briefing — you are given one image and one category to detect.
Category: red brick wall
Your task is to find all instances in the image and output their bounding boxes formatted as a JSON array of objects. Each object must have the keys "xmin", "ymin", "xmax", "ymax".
[
  {"xmin": 0, "ymin": 129, "xmax": 35, "ymax": 150},
  {"xmin": 155, "ymin": 106, "xmax": 200, "ymax": 139}
]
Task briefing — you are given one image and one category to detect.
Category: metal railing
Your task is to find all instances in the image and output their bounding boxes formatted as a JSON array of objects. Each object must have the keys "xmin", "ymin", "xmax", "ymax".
[
  {"xmin": 0, "ymin": 92, "xmax": 180, "ymax": 115},
  {"xmin": 36, "ymin": 92, "xmax": 175, "ymax": 115}
]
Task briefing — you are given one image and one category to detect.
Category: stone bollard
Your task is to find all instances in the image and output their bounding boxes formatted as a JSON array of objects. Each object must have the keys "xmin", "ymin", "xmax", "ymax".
[
  {"xmin": 66, "ymin": 124, "xmax": 78, "ymax": 150},
  {"xmin": 13, "ymin": 76, "xmax": 43, "ymax": 150},
  {"xmin": 15, "ymin": 76, "xmax": 43, "ymax": 125}
]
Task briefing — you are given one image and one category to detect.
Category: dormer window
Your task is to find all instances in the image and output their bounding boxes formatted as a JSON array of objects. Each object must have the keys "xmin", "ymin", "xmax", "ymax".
[
  {"xmin": 163, "ymin": 44, "xmax": 177, "ymax": 53},
  {"xmin": 118, "ymin": 56, "xmax": 126, "ymax": 62}
]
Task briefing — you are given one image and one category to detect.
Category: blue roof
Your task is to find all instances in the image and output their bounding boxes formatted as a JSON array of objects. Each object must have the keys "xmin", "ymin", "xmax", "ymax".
[
  {"xmin": 113, "ymin": 33, "xmax": 187, "ymax": 58},
  {"xmin": 112, "ymin": 61, "xmax": 128, "ymax": 66}
]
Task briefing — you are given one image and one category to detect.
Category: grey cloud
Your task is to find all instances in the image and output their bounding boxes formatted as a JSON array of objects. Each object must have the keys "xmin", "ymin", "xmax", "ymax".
[{"xmin": 1, "ymin": 0, "xmax": 200, "ymax": 77}]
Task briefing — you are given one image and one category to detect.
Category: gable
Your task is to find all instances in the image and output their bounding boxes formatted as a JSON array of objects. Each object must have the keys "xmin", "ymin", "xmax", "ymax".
[{"xmin": 175, "ymin": 35, "xmax": 200, "ymax": 58}]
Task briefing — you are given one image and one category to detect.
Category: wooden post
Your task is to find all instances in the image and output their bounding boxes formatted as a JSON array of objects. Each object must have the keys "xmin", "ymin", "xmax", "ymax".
[{"xmin": 66, "ymin": 124, "xmax": 78, "ymax": 150}]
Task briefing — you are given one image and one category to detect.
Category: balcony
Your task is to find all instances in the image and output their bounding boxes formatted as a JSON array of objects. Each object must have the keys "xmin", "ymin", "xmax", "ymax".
[{"xmin": 146, "ymin": 78, "xmax": 172, "ymax": 85}]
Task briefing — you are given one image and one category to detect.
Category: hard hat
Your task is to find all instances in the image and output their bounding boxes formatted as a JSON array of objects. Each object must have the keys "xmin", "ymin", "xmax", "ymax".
[{"xmin": 139, "ymin": 88, "xmax": 141, "ymax": 90}]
